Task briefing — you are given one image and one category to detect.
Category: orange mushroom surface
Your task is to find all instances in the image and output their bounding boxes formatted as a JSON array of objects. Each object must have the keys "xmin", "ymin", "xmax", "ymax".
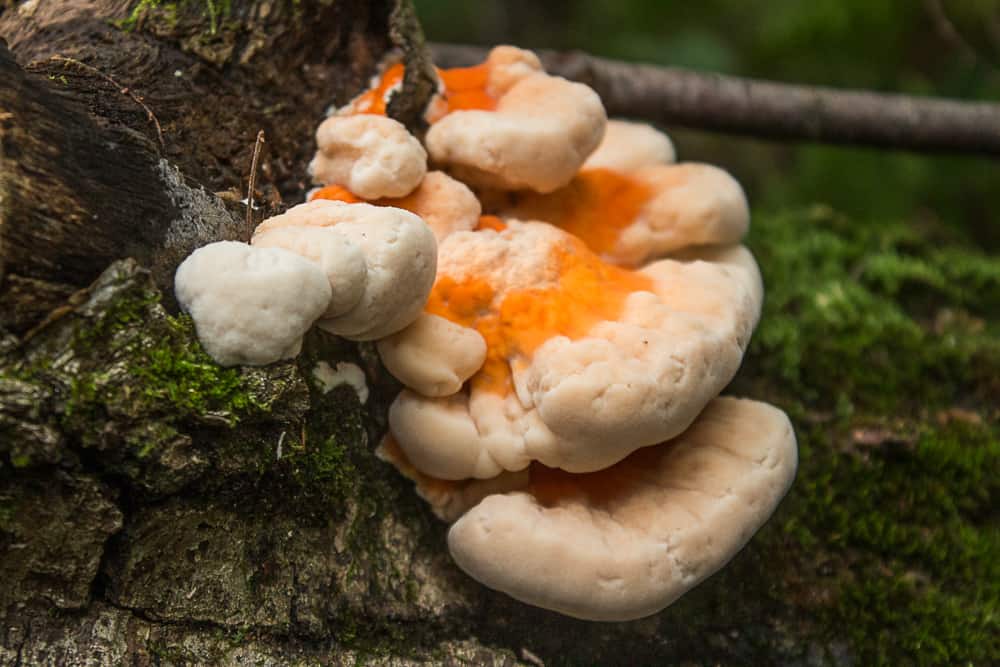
[
  {"xmin": 388, "ymin": 221, "xmax": 764, "ymax": 480},
  {"xmin": 504, "ymin": 163, "xmax": 750, "ymax": 267},
  {"xmin": 309, "ymin": 184, "xmax": 363, "ymax": 204},
  {"xmin": 341, "ymin": 46, "xmax": 605, "ymax": 193},
  {"xmin": 504, "ymin": 167, "xmax": 655, "ymax": 258},
  {"xmin": 346, "ymin": 60, "xmax": 499, "ymax": 121},
  {"xmin": 423, "ymin": 228, "xmax": 652, "ymax": 395}
]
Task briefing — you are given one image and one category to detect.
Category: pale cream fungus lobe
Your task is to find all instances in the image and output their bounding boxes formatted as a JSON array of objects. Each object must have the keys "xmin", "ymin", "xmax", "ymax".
[
  {"xmin": 380, "ymin": 397, "xmax": 797, "ymax": 621},
  {"xmin": 341, "ymin": 46, "xmax": 605, "ymax": 193},
  {"xmin": 502, "ymin": 119, "xmax": 749, "ymax": 267},
  {"xmin": 310, "ymin": 171, "xmax": 480, "ymax": 243},
  {"xmin": 253, "ymin": 200, "xmax": 436, "ymax": 341},
  {"xmin": 389, "ymin": 221, "xmax": 764, "ymax": 480},
  {"xmin": 309, "ymin": 114, "xmax": 427, "ymax": 199}
]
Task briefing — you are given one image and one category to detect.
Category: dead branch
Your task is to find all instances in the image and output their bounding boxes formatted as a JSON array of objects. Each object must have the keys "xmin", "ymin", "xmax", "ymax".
[{"xmin": 432, "ymin": 43, "xmax": 1000, "ymax": 157}]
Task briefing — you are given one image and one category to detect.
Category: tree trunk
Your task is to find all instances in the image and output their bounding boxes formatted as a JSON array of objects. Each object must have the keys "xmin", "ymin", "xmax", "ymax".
[{"xmin": 0, "ymin": 3, "xmax": 827, "ymax": 665}]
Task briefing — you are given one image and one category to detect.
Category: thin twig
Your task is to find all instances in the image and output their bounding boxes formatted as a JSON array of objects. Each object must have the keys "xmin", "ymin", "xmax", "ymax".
[
  {"xmin": 246, "ymin": 130, "xmax": 266, "ymax": 242},
  {"xmin": 432, "ymin": 43, "xmax": 1000, "ymax": 157},
  {"xmin": 50, "ymin": 55, "xmax": 165, "ymax": 148}
]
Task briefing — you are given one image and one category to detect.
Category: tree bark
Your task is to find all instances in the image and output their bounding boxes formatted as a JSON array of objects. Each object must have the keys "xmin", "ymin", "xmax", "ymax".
[
  {"xmin": 0, "ymin": 43, "xmax": 241, "ymax": 332},
  {"xmin": 0, "ymin": 3, "xmax": 844, "ymax": 665}
]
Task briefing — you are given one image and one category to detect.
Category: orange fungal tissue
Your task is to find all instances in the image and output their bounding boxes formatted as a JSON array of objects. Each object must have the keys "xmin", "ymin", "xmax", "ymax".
[
  {"xmin": 425, "ymin": 233, "xmax": 652, "ymax": 395},
  {"xmin": 350, "ymin": 61, "xmax": 498, "ymax": 121}
]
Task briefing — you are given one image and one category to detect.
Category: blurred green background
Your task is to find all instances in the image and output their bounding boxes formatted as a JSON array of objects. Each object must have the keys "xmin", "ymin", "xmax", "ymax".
[{"xmin": 416, "ymin": 3, "xmax": 999, "ymax": 664}]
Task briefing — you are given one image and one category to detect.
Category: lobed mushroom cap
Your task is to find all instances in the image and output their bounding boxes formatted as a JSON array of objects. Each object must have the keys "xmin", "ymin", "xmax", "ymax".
[
  {"xmin": 425, "ymin": 61, "xmax": 607, "ymax": 193},
  {"xmin": 390, "ymin": 222, "xmax": 763, "ymax": 480},
  {"xmin": 447, "ymin": 396, "xmax": 798, "ymax": 621},
  {"xmin": 480, "ymin": 45, "xmax": 543, "ymax": 97},
  {"xmin": 383, "ymin": 171, "xmax": 482, "ymax": 243},
  {"xmin": 254, "ymin": 200, "xmax": 436, "ymax": 341},
  {"xmin": 503, "ymin": 162, "xmax": 749, "ymax": 268},
  {"xmin": 618, "ymin": 163, "xmax": 750, "ymax": 265},
  {"xmin": 174, "ymin": 241, "xmax": 331, "ymax": 366},
  {"xmin": 582, "ymin": 119, "xmax": 676, "ymax": 172},
  {"xmin": 309, "ymin": 114, "xmax": 427, "ymax": 199},
  {"xmin": 250, "ymin": 225, "xmax": 367, "ymax": 319},
  {"xmin": 377, "ymin": 313, "xmax": 487, "ymax": 398}
]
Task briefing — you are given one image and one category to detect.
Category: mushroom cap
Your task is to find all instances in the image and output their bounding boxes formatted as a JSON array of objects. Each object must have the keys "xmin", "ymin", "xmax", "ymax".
[
  {"xmin": 447, "ymin": 396, "xmax": 798, "ymax": 621},
  {"xmin": 174, "ymin": 241, "xmax": 332, "ymax": 366},
  {"xmin": 254, "ymin": 200, "xmax": 437, "ymax": 341},
  {"xmin": 308, "ymin": 172, "xmax": 480, "ymax": 243},
  {"xmin": 425, "ymin": 62, "xmax": 607, "ymax": 193},
  {"xmin": 309, "ymin": 115, "xmax": 427, "ymax": 199},
  {"xmin": 619, "ymin": 163, "xmax": 749, "ymax": 265},
  {"xmin": 389, "ymin": 221, "xmax": 763, "ymax": 479},
  {"xmin": 381, "ymin": 171, "xmax": 482, "ymax": 243},
  {"xmin": 503, "ymin": 163, "xmax": 749, "ymax": 268},
  {"xmin": 377, "ymin": 312, "xmax": 487, "ymax": 397},
  {"xmin": 582, "ymin": 119, "xmax": 676, "ymax": 172},
  {"xmin": 479, "ymin": 44, "xmax": 543, "ymax": 97},
  {"xmin": 250, "ymin": 225, "xmax": 367, "ymax": 318}
]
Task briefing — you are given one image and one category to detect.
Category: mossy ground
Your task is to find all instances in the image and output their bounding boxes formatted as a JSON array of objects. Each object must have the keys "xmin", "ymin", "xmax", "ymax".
[{"xmin": 734, "ymin": 206, "xmax": 999, "ymax": 665}]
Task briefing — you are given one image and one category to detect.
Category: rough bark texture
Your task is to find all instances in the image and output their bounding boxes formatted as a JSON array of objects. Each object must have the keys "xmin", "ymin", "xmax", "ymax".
[
  {"xmin": 432, "ymin": 43, "xmax": 1000, "ymax": 157},
  {"xmin": 0, "ymin": 2, "xmax": 894, "ymax": 665}
]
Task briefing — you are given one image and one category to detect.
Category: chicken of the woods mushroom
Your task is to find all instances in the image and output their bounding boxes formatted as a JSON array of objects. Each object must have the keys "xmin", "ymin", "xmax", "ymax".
[{"xmin": 174, "ymin": 44, "xmax": 798, "ymax": 622}]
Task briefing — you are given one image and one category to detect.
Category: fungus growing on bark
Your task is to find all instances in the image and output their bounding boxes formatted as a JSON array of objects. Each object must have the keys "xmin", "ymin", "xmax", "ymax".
[
  {"xmin": 388, "ymin": 221, "xmax": 763, "ymax": 479},
  {"xmin": 382, "ymin": 397, "xmax": 797, "ymax": 621},
  {"xmin": 174, "ymin": 241, "xmax": 331, "ymax": 366},
  {"xmin": 338, "ymin": 46, "xmax": 607, "ymax": 193},
  {"xmin": 175, "ymin": 42, "xmax": 796, "ymax": 622},
  {"xmin": 501, "ymin": 121, "xmax": 749, "ymax": 267},
  {"xmin": 309, "ymin": 114, "xmax": 427, "ymax": 199},
  {"xmin": 337, "ymin": 48, "xmax": 799, "ymax": 621},
  {"xmin": 252, "ymin": 200, "xmax": 436, "ymax": 341}
]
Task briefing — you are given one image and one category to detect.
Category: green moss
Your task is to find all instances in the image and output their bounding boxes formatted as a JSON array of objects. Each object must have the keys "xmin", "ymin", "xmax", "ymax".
[
  {"xmin": 769, "ymin": 406, "xmax": 998, "ymax": 663},
  {"xmin": 748, "ymin": 205, "xmax": 1000, "ymax": 412},
  {"xmin": 115, "ymin": 0, "xmax": 231, "ymax": 34},
  {"xmin": 735, "ymin": 204, "xmax": 1000, "ymax": 663},
  {"xmin": 131, "ymin": 315, "xmax": 264, "ymax": 419},
  {"xmin": 9, "ymin": 266, "xmax": 271, "ymax": 479}
]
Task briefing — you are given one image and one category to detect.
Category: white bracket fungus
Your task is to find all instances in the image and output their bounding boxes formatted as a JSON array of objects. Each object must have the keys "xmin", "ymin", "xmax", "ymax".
[
  {"xmin": 388, "ymin": 222, "xmax": 763, "ymax": 480},
  {"xmin": 251, "ymin": 225, "xmax": 367, "ymax": 319},
  {"xmin": 447, "ymin": 398, "xmax": 798, "ymax": 621},
  {"xmin": 253, "ymin": 200, "xmax": 437, "ymax": 341},
  {"xmin": 377, "ymin": 313, "xmax": 486, "ymax": 398},
  {"xmin": 309, "ymin": 114, "xmax": 427, "ymax": 199},
  {"xmin": 174, "ymin": 241, "xmax": 331, "ymax": 366}
]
